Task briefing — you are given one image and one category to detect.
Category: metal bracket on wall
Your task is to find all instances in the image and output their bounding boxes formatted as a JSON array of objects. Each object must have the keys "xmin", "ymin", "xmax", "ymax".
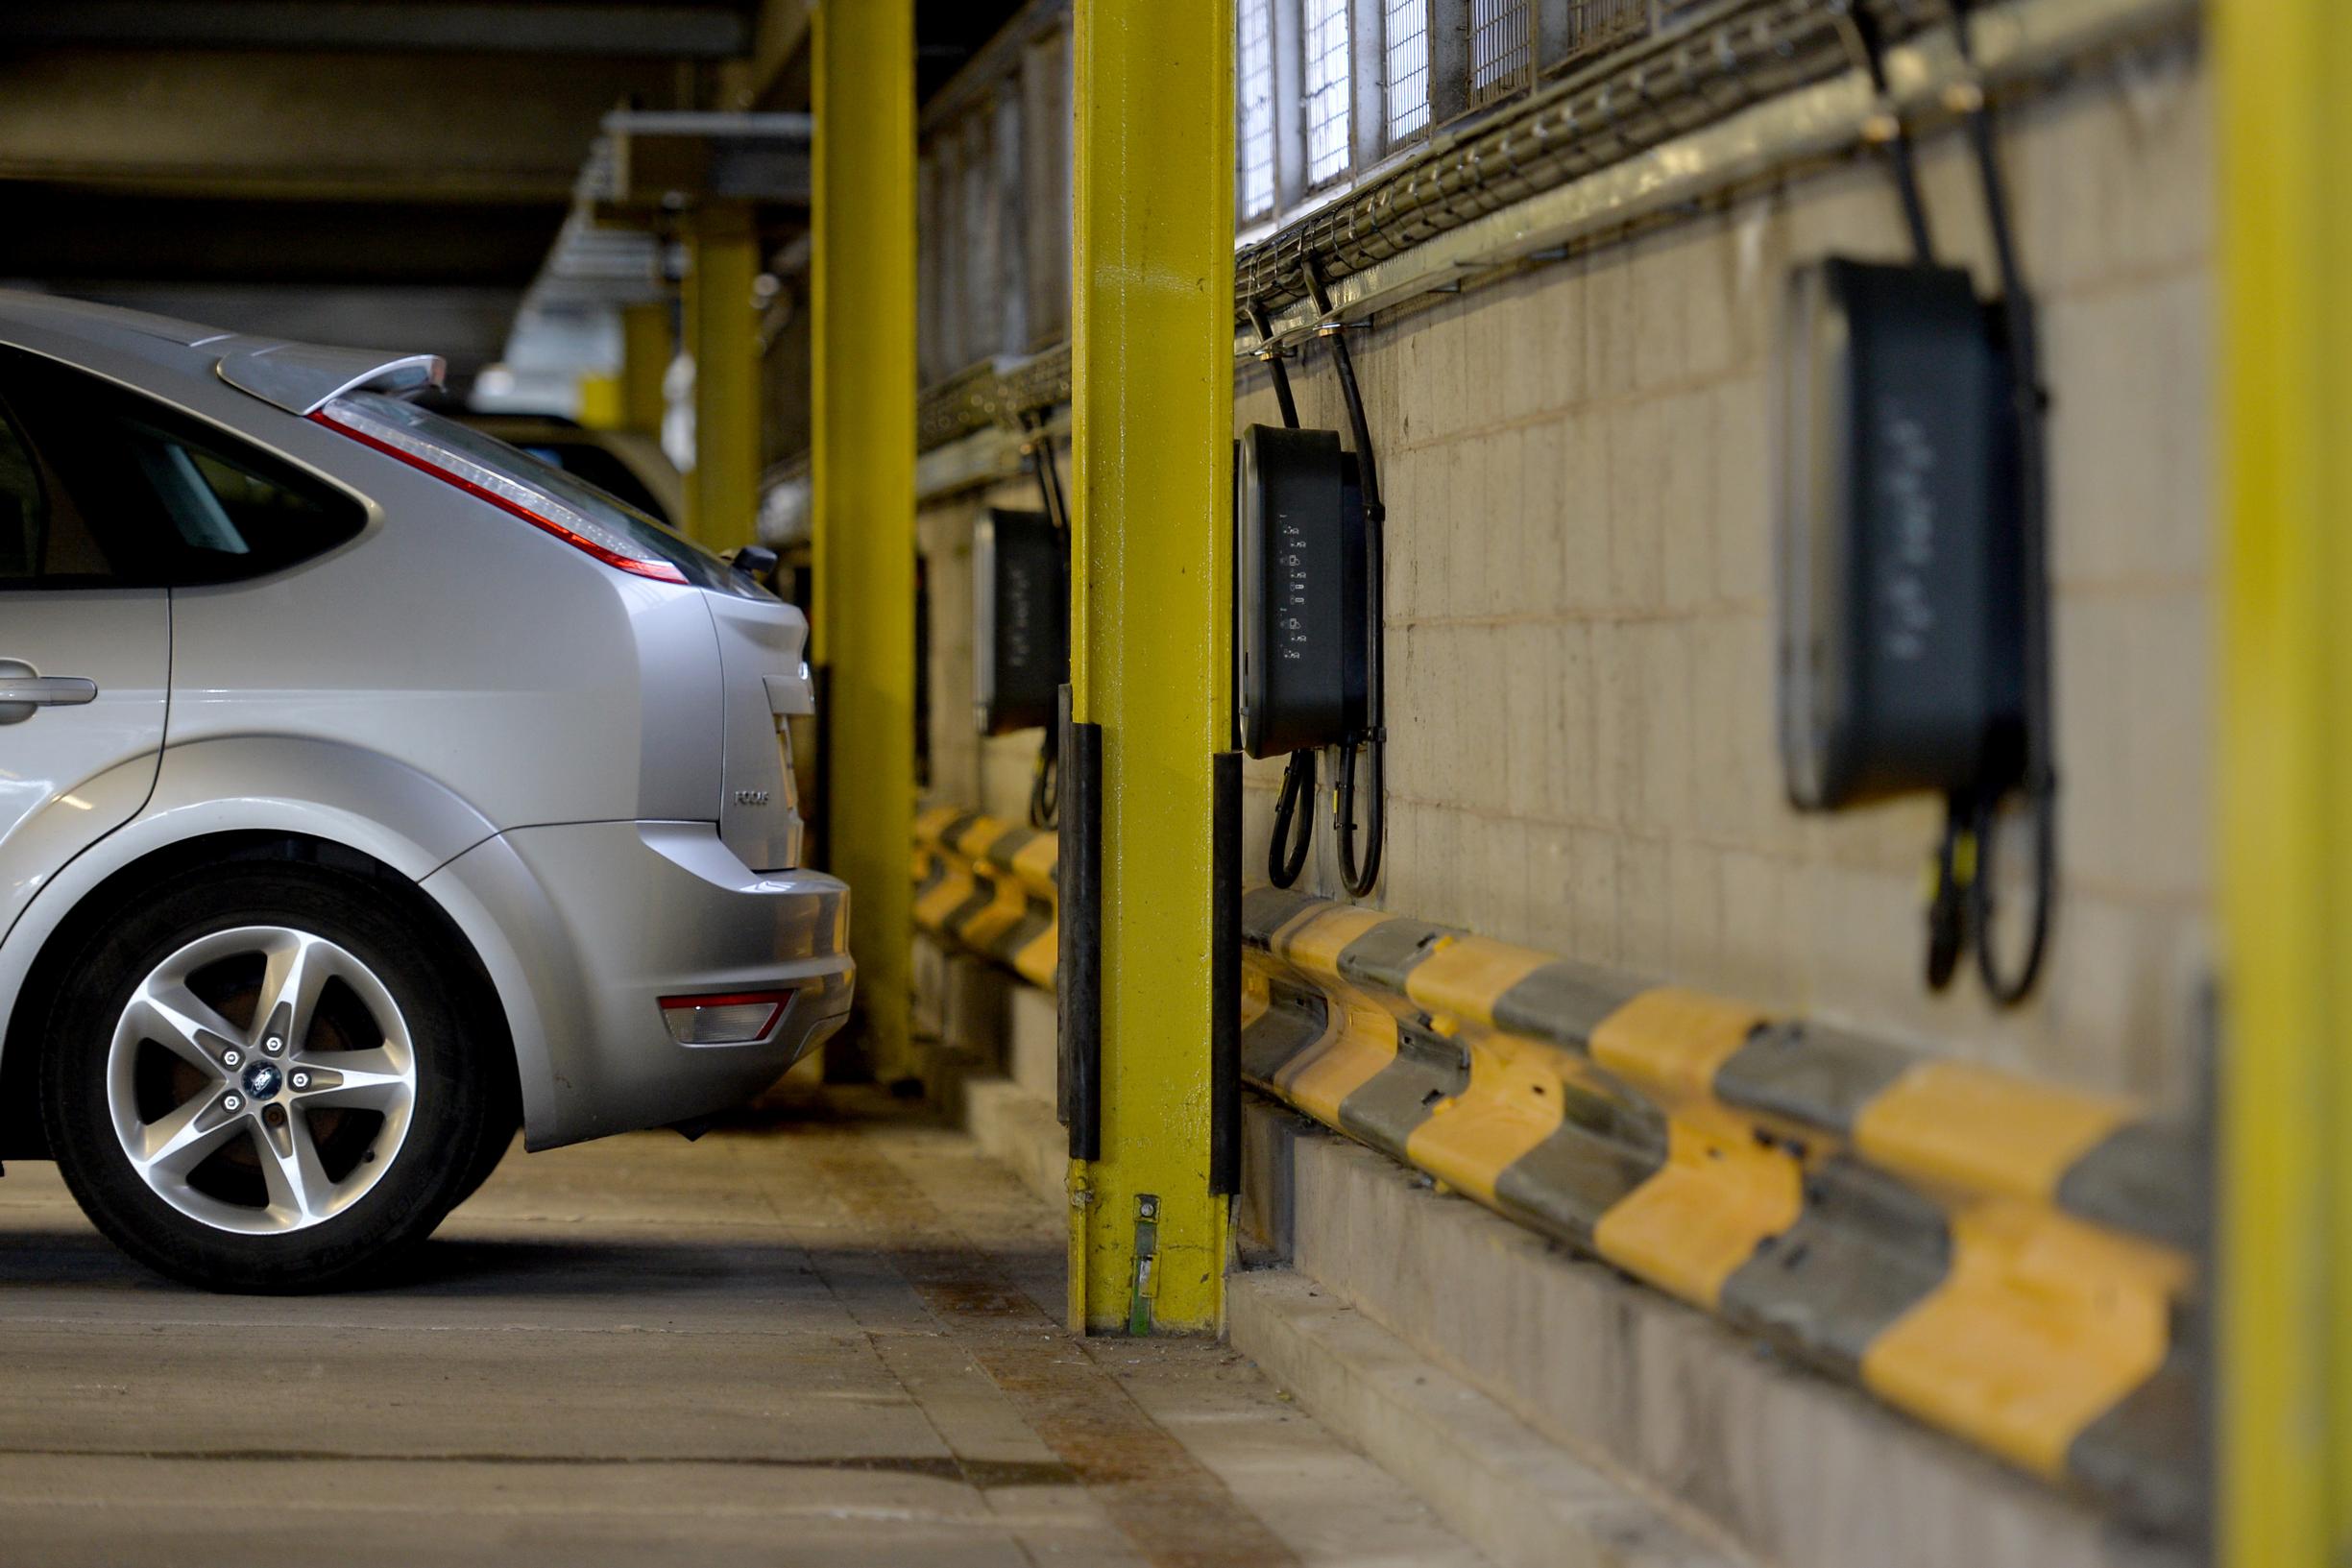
[{"xmin": 1126, "ymin": 1194, "xmax": 1160, "ymax": 1337}]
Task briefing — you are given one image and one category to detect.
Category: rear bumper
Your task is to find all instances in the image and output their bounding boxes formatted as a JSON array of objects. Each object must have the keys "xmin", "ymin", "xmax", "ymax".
[{"xmin": 424, "ymin": 821, "xmax": 853, "ymax": 1148}]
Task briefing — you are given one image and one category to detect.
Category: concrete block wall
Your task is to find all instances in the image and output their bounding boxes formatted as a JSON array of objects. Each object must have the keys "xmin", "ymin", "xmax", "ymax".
[
  {"xmin": 1235, "ymin": 43, "xmax": 2212, "ymax": 1113},
  {"xmin": 918, "ymin": 482, "xmax": 1059, "ymax": 825},
  {"xmin": 915, "ymin": 41, "xmax": 2211, "ymax": 1116},
  {"xmin": 912, "ymin": 473, "xmax": 1057, "ymax": 1087}
]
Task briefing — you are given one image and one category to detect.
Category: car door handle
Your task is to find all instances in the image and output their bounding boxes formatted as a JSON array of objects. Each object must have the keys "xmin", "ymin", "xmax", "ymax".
[{"xmin": 0, "ymin": 675, "xmax": 99, "ymax": 707}]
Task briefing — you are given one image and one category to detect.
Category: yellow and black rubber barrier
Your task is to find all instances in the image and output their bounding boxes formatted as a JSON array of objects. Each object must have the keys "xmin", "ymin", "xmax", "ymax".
[
  {"xmin": 1239, "ymin": 884, "xmax": 2200, "ymax": 1535},
  {"xmin": 913, "ymin": 806, "xmax": 1058, "ymax": 989},
  {"xmin": 906, "ymin": 817, "xmax": 2198, "ymax": 1532}
]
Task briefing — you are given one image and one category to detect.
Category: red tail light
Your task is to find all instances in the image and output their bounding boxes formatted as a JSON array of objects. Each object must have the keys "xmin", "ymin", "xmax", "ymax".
[{"xmin": 310, "ymin": 397, "xmax": 688, "ymax": 583}]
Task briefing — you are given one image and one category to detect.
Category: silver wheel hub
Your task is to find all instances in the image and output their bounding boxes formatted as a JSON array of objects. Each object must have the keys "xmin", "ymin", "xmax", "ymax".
[{"xmin": 106, "ymin": 926, "xmax": 419, "ymax": 1236}]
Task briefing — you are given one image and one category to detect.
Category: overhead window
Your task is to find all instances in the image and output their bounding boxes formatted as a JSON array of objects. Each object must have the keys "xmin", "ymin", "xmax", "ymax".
[
  {"xmin": 1386, "ymin": 0, "xmax": 1432, "ymax": 142},
  {"xmin": 1469, "ymin": 0, "xmax": 1535, "ymax": 108},
  {"xmin": 1564, "ymin": 0, "xmax": 1653, "ymax": 60},
  {"xmin": 1302, "ymin": 0, "xmax": 1352, "ymax": 186},
  {"xmin": 1238, "ymin": 0, "xmax": 1277, "ymax": 221}
]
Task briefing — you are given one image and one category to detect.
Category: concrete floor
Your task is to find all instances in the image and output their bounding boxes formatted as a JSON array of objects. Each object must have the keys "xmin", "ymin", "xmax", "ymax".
[{"xmin": 0, "ymin": 1086, "xmax": 1488, "ymax": 1568}]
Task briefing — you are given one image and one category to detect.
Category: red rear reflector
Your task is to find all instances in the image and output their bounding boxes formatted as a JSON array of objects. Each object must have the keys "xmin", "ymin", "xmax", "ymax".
[{"xmin": 657, "ymin": 989, "xmax": 792, "ymax": 1045}]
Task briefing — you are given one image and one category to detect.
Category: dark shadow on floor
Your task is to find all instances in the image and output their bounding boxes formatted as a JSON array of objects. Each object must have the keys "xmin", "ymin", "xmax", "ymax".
[{"xmin": 0, "ymin": 1226, "xmax": 1061, "ymax": 1303}]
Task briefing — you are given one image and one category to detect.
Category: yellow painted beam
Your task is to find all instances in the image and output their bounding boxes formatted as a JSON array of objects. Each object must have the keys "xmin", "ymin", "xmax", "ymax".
[
  {"xmin": 684, "ymin": 204, "xmax": 760, "ymax": 552},
  {"xmin": 1067, "ymin": 0, "xmax": 1234, "ymax": 1334},
  {"xmin": 2217, "ymin": 0, "xmax": 2352, "ymax": 1562},
  {"xmin": 715, "ymin": 0, "xmax": 813, "ymax": 113},
  {"xmin": 575, "ymin": 374, "xmax": 623, "ymax": 430},
  {"xmin": 812, "ymin": 0, "xmax": 916, "ymax": 1081},
  {"xmin": 619, "ymin": 301, "xmax": 670, "ymax": 437}
]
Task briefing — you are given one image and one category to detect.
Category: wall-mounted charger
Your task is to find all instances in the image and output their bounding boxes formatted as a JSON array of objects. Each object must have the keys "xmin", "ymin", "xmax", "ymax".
[
  {"xmin": 973, "ymin": 506, "xmax": 1066, "ymax": 736},
  {"xmin": 1775, "ymin": 257, "xmax": 2026, "ymax": 811},
  {"xmin": 1235, "ymin": 423, "xmax": 1367, "ymax": 760}
]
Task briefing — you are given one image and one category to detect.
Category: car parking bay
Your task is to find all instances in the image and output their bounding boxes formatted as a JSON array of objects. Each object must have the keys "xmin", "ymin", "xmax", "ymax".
[{"xmin": 0, "ymin": 1082, "xmax": 1485, "ymax": 1567}]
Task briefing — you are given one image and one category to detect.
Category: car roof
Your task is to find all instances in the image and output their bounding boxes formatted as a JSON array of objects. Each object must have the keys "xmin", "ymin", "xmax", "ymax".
[{"xmin": 0, "ymin": 289, "xmax": 444, "ymax": 417}]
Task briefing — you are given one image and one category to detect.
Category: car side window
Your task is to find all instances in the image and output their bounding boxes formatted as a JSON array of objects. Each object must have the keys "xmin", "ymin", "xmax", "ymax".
[
  {"xmin": 0, "ymin": 395, "xmax": 123, "ymax": 587},
  {"xmin": 0, "ymin": 400, "xmax": 45, "ymax": 582},
  {"xmin": 0, "ymin": 347, "xmax": 365, "ymax": 588}
]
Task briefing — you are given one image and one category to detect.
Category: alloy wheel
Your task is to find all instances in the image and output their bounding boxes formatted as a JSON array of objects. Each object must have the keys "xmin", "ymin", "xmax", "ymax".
[{"xmin": 104, "ymin": 926, "xmax": 418, "ymax": 1235}]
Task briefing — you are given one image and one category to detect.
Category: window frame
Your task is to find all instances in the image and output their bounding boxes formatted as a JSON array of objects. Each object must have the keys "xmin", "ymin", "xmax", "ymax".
[
  {"xmin": 1233, "ymin": 0, "xmax": 1671, "ymax": 239},
  {"xmin": 1238, "ymin": 0, "xmax": 1453, "ymax": 237},
  {"xmin": 1381, "ymin": 0, "xmax": 1435, "ymax": 147},
  {"xmin": 1298, "ymin": 0, "xmax": 1356, "ymax": 191},
  {"xmin": 1237, "ymin": 0, "xmax": 1281, "ymax": 224}
]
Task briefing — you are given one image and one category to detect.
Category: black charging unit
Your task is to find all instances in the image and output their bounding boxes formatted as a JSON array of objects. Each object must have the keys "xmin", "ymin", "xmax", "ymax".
[
  {"xmin": 1774, "ymin": 0, "xmax": 2056, "ymax": 1005},
  {"xmin": 1235, "ymin": 424, "xmax": 1368, "ymax": 760},
  {"xmin": 1238, "ymin": 266, "xmax": 1389, "ymax": 896},
  {"xmin": 973, "ymin": 506, "xmax": 1067, "ymax": 737},
  {"xmin": 1774, "ymin": 258, "xmax": 2024, "ymax": 810}
]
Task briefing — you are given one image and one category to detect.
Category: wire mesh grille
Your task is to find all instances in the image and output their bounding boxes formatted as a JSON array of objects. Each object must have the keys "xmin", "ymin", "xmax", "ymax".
[
  {"xmin": 1303, "ymin": 0, "xmax": 1353, "ymax": 185},
  {"xmin": 1468, "ymin": 0, "xmax": 1534, "ymax": 109},
  {"xmin": 1385, "ymin": 0, "xmax": 1432, "ymax": 142},
  {"xmin": 1239, "ymin": 0, "xmax": 1277, "ymax": 219},
  {"xmin": 1564, "ymin": 0, "xmax": 1654, "ymax": 60}
]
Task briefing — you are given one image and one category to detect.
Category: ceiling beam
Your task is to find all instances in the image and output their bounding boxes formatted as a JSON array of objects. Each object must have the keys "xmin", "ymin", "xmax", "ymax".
[
  {"xmin": 42, "ymin": 283, "xmax": 526, "ymax": 380},
  {"xmin": 604, "ymin": 110, "xmax": 812, "ymax": 206},
  {"xmin": 0, "ymin": 50, "xmax": 675, "ymax": 202},
  {"xmin": 0, "ymin": 3, "xmax": 752, "ymax": 59},
  {"xmin": 0, "ymin": 193, "xmax": 568, "ymax": 287},
  {"xmin": 715, "ymin": 0, "xmax": 813, "ymax": 110}
]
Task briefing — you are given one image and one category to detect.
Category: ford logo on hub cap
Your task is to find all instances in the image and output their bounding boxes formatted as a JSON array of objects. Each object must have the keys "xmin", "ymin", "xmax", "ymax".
[{"xmin": 241, "ymin": 1060, "xmax": 283, "ymax": 1100}]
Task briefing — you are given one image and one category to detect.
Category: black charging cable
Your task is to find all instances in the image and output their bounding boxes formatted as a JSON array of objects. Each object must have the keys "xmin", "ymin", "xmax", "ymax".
[
  {"xmin": 1247, "ymin": 299, "xmax": 1301, "ymax": 430},
  {"xmin": 1248, "ymin": 299, "xmax": 1318, "ymax": 888},
  {"xmin": 1299, "ymin": 259, "xmax": 1386, "ymax": 900},
  {"xmin": 1030, "ymin": 693, "xmax": 1062, "ymax": 830},
  {"xmin": 1837, "ymin": 2, "xmax": 1936, "ymax": 263},
  {"xmin": 1948, "ymin": 0, "xmax": 2056, "ymax": 1005},
  {"xmin": 1851, "ymin": 0, "xmax": 2055, "ymax": 1004},
  {"xmin": 1021, "ymin": 410, "xmax": 1067, "ymax": 831}
]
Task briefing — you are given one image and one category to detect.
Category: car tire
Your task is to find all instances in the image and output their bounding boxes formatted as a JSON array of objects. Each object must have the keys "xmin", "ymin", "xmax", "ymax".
[
  {"xmin": 40, "ymin": 861, "xmax": 503, "ymax": 1293},
  {"xmin": 449, "ymin": 1109, "xmax": 518, "ymax": 1211}
]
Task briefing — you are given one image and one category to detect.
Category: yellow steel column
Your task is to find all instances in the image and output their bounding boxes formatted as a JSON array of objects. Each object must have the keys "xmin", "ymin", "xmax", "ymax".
[
  {"xmin": 1066, "ymin": 0, "xmax": 1234, "ymax": 1334},
  {"xmin": 2217, "ymin": 1, "xmax": 2352, "ymax": 1563},
  {"xmin": 619, "ymin": 301, "xmax": 671, "ymax": 437},
  {"xmin": 684, "ymin": 204, "xmax": 760, "ymax": 552},
  {"xmin": 812, "ymin": 0, "xmax": 916, "ymax": 1081}
]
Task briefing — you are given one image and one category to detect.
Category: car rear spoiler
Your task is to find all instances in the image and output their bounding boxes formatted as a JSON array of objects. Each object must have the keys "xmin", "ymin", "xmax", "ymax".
[{"xmin": 214, "ymin": 341, "xmax": 446, "ymax": 417}]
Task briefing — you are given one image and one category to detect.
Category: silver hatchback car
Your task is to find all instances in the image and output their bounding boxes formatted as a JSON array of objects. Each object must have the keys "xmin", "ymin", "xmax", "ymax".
[{"xmin": 0, "ymin": 293, "xmax": 854, "ymax": 1291}]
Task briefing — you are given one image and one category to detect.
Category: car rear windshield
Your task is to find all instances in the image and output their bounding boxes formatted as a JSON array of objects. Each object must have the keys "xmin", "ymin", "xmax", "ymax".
[{"xmin": 336, "ymin": 391, "xmax": 763, "ymax": 597}]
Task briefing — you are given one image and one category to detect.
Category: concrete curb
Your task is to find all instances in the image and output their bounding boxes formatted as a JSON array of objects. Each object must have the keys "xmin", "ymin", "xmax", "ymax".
[
  {"xmin": 950, "ymin": 1072, "xmax": 1736, "ymax": 1568},
  {"xmin": 1239, "ymin": 1098, "xmax": 2194, "ymax": 1568},
  {"xmin": 1228, "ymin": 1267, "xmax": 1741, "ymax": 1568},
  {"xmin": 958, "ymin": 1073, "xmax": 1067, "ymax": 1211}
]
